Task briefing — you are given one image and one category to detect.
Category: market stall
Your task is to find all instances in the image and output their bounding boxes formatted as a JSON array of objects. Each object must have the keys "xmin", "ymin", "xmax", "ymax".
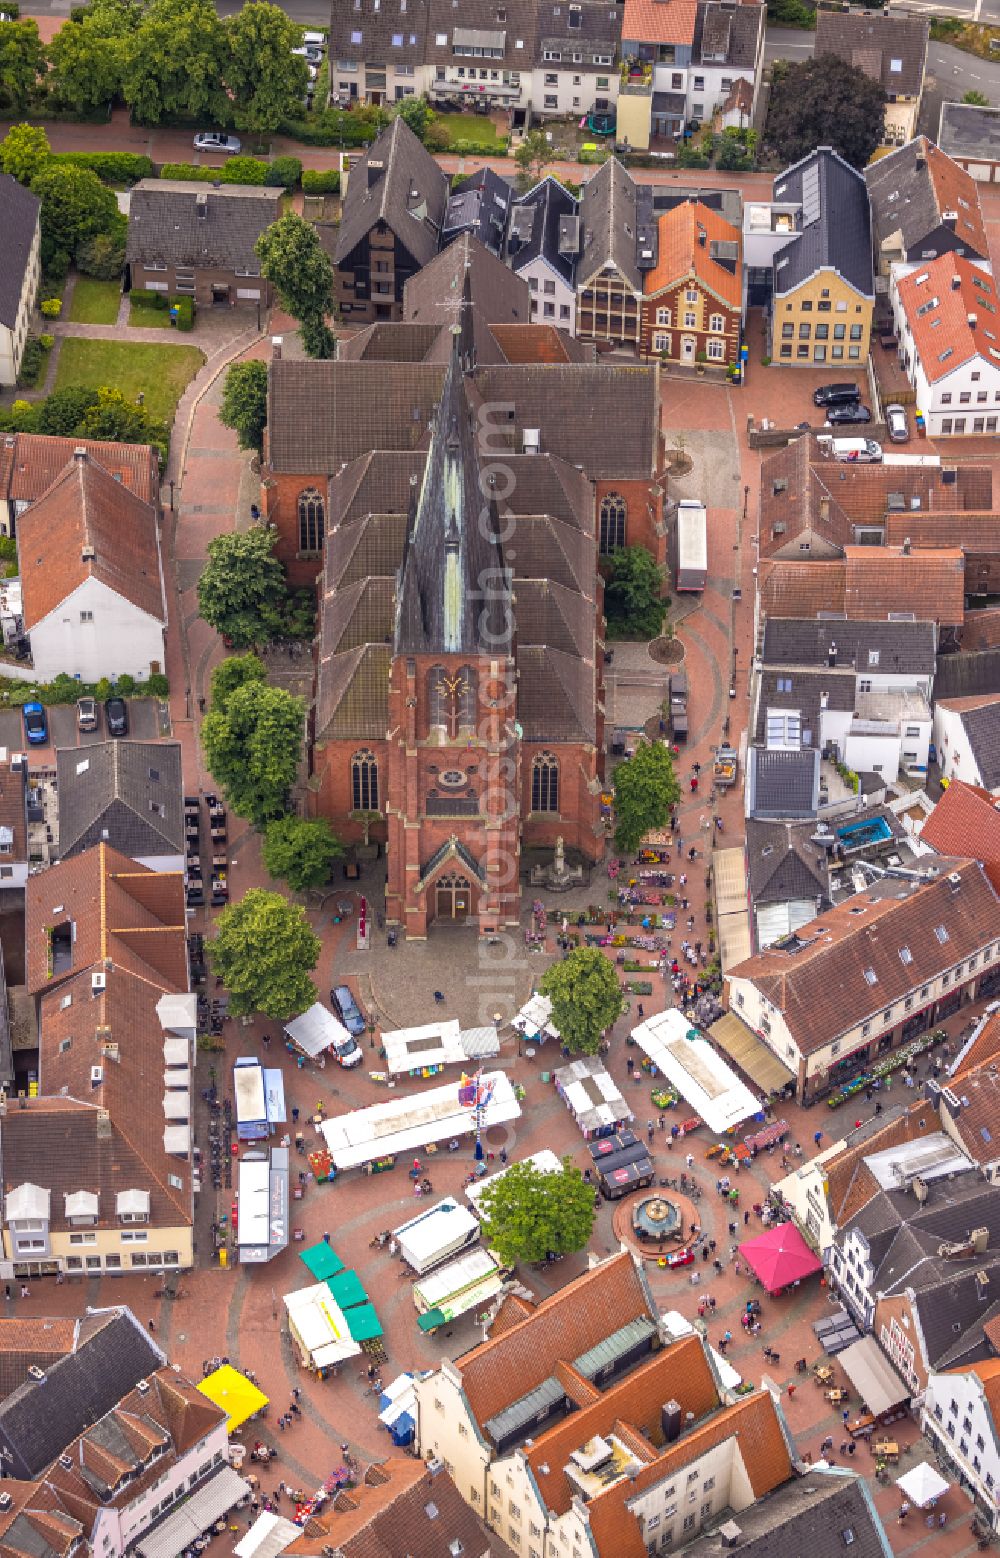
[
  {"xmin": 236, "ymin": 1148, "xmax": 289, "ymax": 1265},
  {"xmin": 738, "ymin": 1221, "xmax": 823, "ymax": 1295},
  {"xmin": 588, "ymin": 1130, "xmax": 654, "ymax": 1199},
  {"xmin": 319, "ymin": 1071, "xmax": 521, "ymax": 1171},
  {"xmin": 465, "ymin": 1150, "xmax": 563, "ymax": 1215},
  {"xmin": 512, "ymin": 993, "xmax": 559, "ymax": 1045},
  {"xmin": 837, "ymin": 1336, "xmax": 911, "ymax": 1420},
  {"xmin": 413, "ymin": 1248, "xmax": 504, "ymax": 1331},
  {"xmin": 393, "ymin": 1196, "xmax": 481, "ymax": 1273},
  {"xmin": 283, "ymin": 1283, "xmax": 361, "ymax": 1371},
  {"xmin": 631, "ymin": 1009, "xmax": 762, "ymax": 1133},
  {"xmin": 896, "ymin": 1462, "xmax": 949, "ymax": 1508},
  {"xmin": 284, "ymin": 1003, "xmax": 353, "ymax": 1062},
  {"xmin": 379, "ymin": 1372, "xmax": 418, "ymax": 1447},
  {"xmin": 197, "ymin": 1365, "xmax": 268, "ymax": 1434},
  {"xmin": 136, "ymin": 1466, "xmax": 250, "ymax": 1558},
  {"xmin": 233, "ymin": 1513, "xmax": 299, "ymax": 1558},
  {"xmin": 553, "ymin": 1056, "xmax": 633, "ymax": 1140},
  {"xmin": 381, "ymin": 1020, "xmax": 499, "ymax": 1078},
  {"xmin": 299, "ymin": 1241, "xmax": 344, "ymax": 1281}
]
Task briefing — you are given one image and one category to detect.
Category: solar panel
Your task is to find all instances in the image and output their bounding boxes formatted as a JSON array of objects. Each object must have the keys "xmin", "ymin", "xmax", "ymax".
[{"xmin": 801, "ymin": 163, "xmax": 821, "ymax": 228}]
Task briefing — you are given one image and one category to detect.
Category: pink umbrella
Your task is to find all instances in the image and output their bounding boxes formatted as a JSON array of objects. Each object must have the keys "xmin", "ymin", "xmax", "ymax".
[{"xmin": 738, "ymin": 1221, "xmax": 823, "ymax": 1294}]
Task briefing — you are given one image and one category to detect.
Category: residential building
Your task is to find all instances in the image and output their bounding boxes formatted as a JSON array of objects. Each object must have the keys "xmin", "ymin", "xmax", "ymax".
[
  {"xmin": 920, "ymin": 780, "xmax": 1000, "ymax": 894},
  {"xmin": 0, "ymin": 1315, "xmax": 80, "ymax": 1397},
  {"xmin": 769, "ymin": 148, "xmax": 874, "ymax": 367},
  {"xmin": 923, "ymin": 1359, "xmax": 1000, "ymax": 1535},
  {"xmin": 884, "ymin": 512, "xmax": 1000, "ymax": 599},
  {"xmin": 0, "ymin": 433, "xmax": 160, "ymax": 536},
  {"xmin": 745, "ymin": 817, "xmax": 830, "ymax": 949},
  {"xmin": 8, "ymin": 842, "xmax": 195, "ymax": 1276},
  {"xmin": 506, "ymin": 176, "xmax": 580, "ymax": 334},
  {"xmin": 756, "ymin": 547, "xmax": 967, "ymax": 637},
  {"xmin": 576, "ymin": 157, "xmax": 644, "ymax": 346},
  {"xmin": 285, "ymin": 1460, "xmax": 513, "ymax": 1557},
  {"xmin": 54, "ymin": 740, "xmax": 184, "ymax": 869},
  {"xmin": 328, "ymin": 0, "xmax": 430, "ymax": 106},
  {"xmin": 744, "ymin": 747, "xmax": 821, "ymax": 821},
  {"xmin": 619, "ymin": 0, "xmax": 764, "ymax": 147},
  {"xmin": 0, "ymin": 175, "xmax": 41, "ymax": 389},
  {"xmin": 0, "ymin": 748, "xmax": 29, "ymax": 892},
  {"xmin": 413, "ymin": 1250, "xmax": 796, "ymax": 1557},
  {"xmin": 125, "ymin": 181, "xmax": 280, "ymax": 308},
  {"xmin": 334, "ymin": 117, "xmax": 448, "ymax": 324},
  {"xmin": 933, "ymin": 693, "xmax": 1000, "ymax": 792},
  {"xmin": 528, "ymin": 0, "xmax": 621, "ymax": 119},
  {"xmin": 814, "ymin": 11, "xmax": 928, "ymax": 148},
  {"xmin": 890, "ymin": 253, "xmax": 1000, "ymax": 437},
  {"xmin": 865, "ymin": 136, "xmax": 990, "ymax": 276},
  {"xmin": 681, "ymin": 1470, "xmax": 894, "ymax": 1558},
  {"xmin": 641, "ymin": 199, "xmax": 741, "ymax": 366},
  {"xmin": 0, "ymin": 1306, "xmax": 164, "ymax": 1477},
  {"xmin": 424, "ymin": 0, "xmax": 537, "ymax": 115},
  {"xmin": 725, "ymin": 856, "xmax": 1000, "ymax": 1101},
  {"xmin": 441, "ymin": 167, "xmax": 511, "ymax": 256},
  {"xmin": 930, "ymin": 1020, "xmax": 1000, "ymax": 1184},
  {"xmin": 16, "ymin": 447, "xmax": 166, "ymax": 684},
  {"xmin": 938, "ymin": 100, "xmax": 1000, "ymax": 186}
]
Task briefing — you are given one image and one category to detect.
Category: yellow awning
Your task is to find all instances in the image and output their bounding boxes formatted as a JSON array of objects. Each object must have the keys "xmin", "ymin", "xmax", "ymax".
[
  {"xmin": 197, "ymin": 1364, "xmax": 269, "ymax": 1434},
  {"xmin": 709, "ymin": 1012, "xmax": 795, "ymax": 1096}
]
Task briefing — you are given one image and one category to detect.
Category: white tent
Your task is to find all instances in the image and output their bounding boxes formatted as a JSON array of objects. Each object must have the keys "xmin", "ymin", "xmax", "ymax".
[
  {"xmin": 512, "ymin": 992, "xmax": 559, "ymax": 1042},
  {"xmin": 320, "ymin": 1071, "xmax": 521, "ymax": 1171},
  {"xmin": 896, "ymin": 1462, "xmax": 949, "ymax": 1508},
  {"xmin": 233, "ymin": 1514, "xmax": 299, "ymax": 1558},
  {"xmin": 381, "ymin": 1019, "xmax": 466, "ymax": 1076},
  {"xmin": 284, "ymin": 1003, "xmax": 351, "ymax": 1059},
  {"xmin": 630, "ymin": 1008, "xmax": 762, "ymax": 1134},
  {"xmin": 283, "ymin": 1283, "xmax": 361, "ymax": 1369}
]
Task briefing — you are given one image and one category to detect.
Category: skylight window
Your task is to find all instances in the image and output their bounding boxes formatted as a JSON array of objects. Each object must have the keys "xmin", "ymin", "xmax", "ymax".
[
  {"xmin": 899, "ymin": 946, "xmax": 912, "ymax": 965},
  {"xmin": 938, "ymin": 348, "xmax": 953, "ymax": 362},
  {"xmin": 934, "ymin": 924, "xmax": 950, "ymax": 943},
  {"xmin": 863, "ymin": 968, "xmax": 878, "ymax": 985}
]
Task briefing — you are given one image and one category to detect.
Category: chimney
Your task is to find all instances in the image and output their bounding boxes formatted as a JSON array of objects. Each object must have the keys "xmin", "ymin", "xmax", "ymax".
[
  {"xmin": 661, "ymin": 1400, "xmax": 681, "ymax": 1442},
  {"xmin": 942, "ymin": 209, "xmax": 958, "ymax": 229},
  {"xmin": 819, "ymin": 496, "xmax": 830, "ymax": 526},
  {"xmin": 196, "ymin": 192, "xmax": 207, "ymax": 219},
  {"xmin": 96, "ymin": 1108, "xmax": 111, "ymax": 1139},
  {"xmin": 912, "ymin": 1175, "xmax": 929, "ymax": 1203},
  {"xmin": 81, "ymin": 545, "xmax": 95, "ymax": 562},
  {"xmin": 271, "ymin": 336, "xmax": 283, "ymax": 361},
  {"xmin": 915, "ymin": 152, "xmax": 926, "ymax": 172},
  {"xmin": 902, "ymin": 536, "xmax": 911, "ymax": 555},
  {"xmin": 828, "ymin": 640, "xmax": 837, "ymax": 667},
  {"xmin": 367, "ymin": 158, "xmax": 385, "ymax": 191},
  {"xmin": 976, "ymin": 1268, "xmax": 991, "ymax": 1300},
  {"xmin": 939, "ymin": 1086, "xmax": 962, "ymax": 1120},
  {"xmin": 697, "ymin": 225, "xmax": 707, "ymax": 247}
]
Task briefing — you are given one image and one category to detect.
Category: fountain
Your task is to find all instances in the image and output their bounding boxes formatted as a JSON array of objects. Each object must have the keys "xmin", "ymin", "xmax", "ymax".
[
  {"xmin": 530, "ymin": 835, "xmax": 584, "ymax": 893},
  {"xmin": 632, "ymin": 1192, "xmax": 682, "ymax": 1244}
]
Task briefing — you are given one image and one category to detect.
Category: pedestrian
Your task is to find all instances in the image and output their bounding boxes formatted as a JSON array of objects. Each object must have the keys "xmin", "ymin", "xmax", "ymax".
[
  {"xmin": 708, "ymin": 1295, "xmax": 717, "ymax": 1310},
  {"xmin": 709, "ymin": 1238, "xmax": 716, "ymax": 1252},
  {"xmin": 814, "ymin": 1130, "xmax": 823, "ymax": 1146},
  {"xmin": 322, "ymin": 1232, "xmax": 331, "ymax": 1245},
  {"xmin": 925, "ymin": 1515, "xmax": 935, "ymax": 1530},
  {"xmin": 500, "ymin": 1148, "xmax": 507, "ymax": 1164},
  {"xmin": 744, "ymin": 1209, "xmax": 750, "ymax": 1226},
  {"xmin": 842, "ymin": 1408, "xmax": 850, "ymax": 1424},
  {"xmin": 658, "ymin": 1115, "xmax": 665, "ymax": 1131},
  {"xmin": 939, "ymin": 1512, "xmax": 947, "ymax": 1528},
  {"xmin": 728, "ymin": 1221, "xmax": 737, "ymax": 1236},
  {"xmin": 686, "ymin": 1152, "xmax": 695, "ymax": 1169},
  {"xmin": 3, "ymin": 1285, "xmax": 9, "ymax": 1302},
  {"xmin": 786, "ymin": 1385, "xmax": 795, "ymax": 1398},
  {"xmin": 638, "ymin": 1004, "xmax": 645, "ymax": 1019},
  {"xmin": 847, "ymin": 1443, "xmax": 855, "ymax": 1457},
  {"xmin": 840, "ymin": 1442, "xmax": 848, "ymax": 1455},
  {"xmin": 148, "ymin": 1318, "xmax": 155, "ymax": 1332}
]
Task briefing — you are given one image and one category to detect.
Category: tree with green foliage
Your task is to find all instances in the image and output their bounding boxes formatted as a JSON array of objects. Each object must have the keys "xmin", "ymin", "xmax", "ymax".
[
  {"xmin": 477, "ymin": 1158, "xmax": 595, "ymax": 1266},
  {"xmin": 613, "ymin": 740, "xmax": 680, "ymax": 854},
  {"xmin": 35, "ymin": 385, "xmax": 99, "ymax": 435},
  {"xmin": 255, "ymin": 211, "xmax": 335, "ymax": 358},
  {"xmin": 78, "ymin": 385, "xmax": 154, "ymax": 443},
  {"xmin": 197, "ymin": 525, "xmax": 287, "ymax": 649},
  {"xmin": 225, "ymin": 1, "xmax": 308, "ymax": 134},
  {"xmin": 208, "ymin": 888, "xmax": 319, "ymax": 1018},
  {"xmin": 123, "ymin": 0, "xmax": 227, "ymax": 125},
  {"xmin": 394, "ymin": 94, "xmax": 431, "ymax": 141},
  {"xmin": 75, "ymin": 229, "xmax": 127, "ymax": 280},
  {"xmin": 513, "ymin": 128, "xmax": 556, "ymax": 182},
  {"xmin": 30, "ymin": 162, "xmax": 121, "ymax": 269},
  {"xmin": 46, "ymin": 7, "xmax": 128, "ymax": 113},
  {"xmin": 0, "ymin": 123, "xmax": 50, "ymax": 184},
  {"xmin": 209, "ymin": 651, "xmax": 267, "ymax": 714},
  {"xmin": 539, "ymin": 946, "xmax": 624, "ymax": 1054},
  {"xmin": 604, "ymin": 547, "xmax": 668, "ymax": 640},
  {"xmin": 263, "ymin": 815, "xmax": 343, "ymax": 891},
  {"xmin": 766, "ymin": 55, "xmax": 885, "ymax": 170},
  {"xmin": 0, "ymin": 21, "xmax": 45, "ymax": 115},
  {"xmin": 201, "ymin": 681, "xmax": 304, "ymax": 825},
  {"xmin": 219, "ymin": 360, "xmax": 268, "ymax": 453}
]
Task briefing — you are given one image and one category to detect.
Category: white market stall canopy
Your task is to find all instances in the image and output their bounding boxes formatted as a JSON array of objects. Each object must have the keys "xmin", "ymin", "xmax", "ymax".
[
  {"xmin": 320, "ymin": 1071, "xmax": 520, "ymax": 1170},
  {"xmin": 393, "ymin": 1196, "xmax": 480, "ymax": 1272},
  {"xmin": 382, "ymin": 1020, "xmax": 466, "ymax": 1075},
  {"xmin": 412, "ymin": 1248, "xmax": 504, "ymax": 1321},
  {"xmin": 465, "ymin": 1150, "xmax": 564, "ymax": 1215},
  {"xmin": 237, "ymin": 1158, "xmax": 271, "ymax": 1249},
  {"xmin": 512, "ymin": 993, "xmax": 559, "ymax": 1042},
  {"xmin": 233, "ymin": 1513, "xmax": 300, "ymax": 1558},
  {"xmin": 896, "ymin": 1462, "xmax": 949, "ymax": 1508},
  {"xmin": 283, "ymin": 1282, "xmax": 361, "ymax": 1368},
  {"xmin": 284, "ymin": 1003, "xmax": 352, "ymax": 1059},
  {"xmin": 553, "ymin": 1056, "xmax": 633, "ymax": 1136},
  {"xmin": 630, "ymin": 1008, "xmax": 762, "ymax": 1134}
]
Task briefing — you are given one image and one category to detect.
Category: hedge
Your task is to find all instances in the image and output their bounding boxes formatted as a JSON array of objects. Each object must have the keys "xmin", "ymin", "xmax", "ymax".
[
  {"xmin": 50, "ymin": 150, "xmax": 154, "ymax": 185},
  {"xmin": 160, "ymin": 158, "xmax": 269, "ymax": 185},
  {"xmin": 131, "ymin": 289, "xmax": 170, "ymax": 309},
  {"xmin": 131, "ymin": 290, "xmax": 195, "ymax": 329},
  {"xmin": 16, "ymin": 335, "xmax": 52, "ymax": 390},
  {"xmin": 0, "ymin": 671, "xmax": 170, "ymax": 707},
  {"xmin": 280, "ymin": 109, "xmax": 387, "ymax": 146},
  {"xmin": 266, "ymin": 155, "xmax": 302, "ymax": 189},
  {"xmin": 160, "ymin": 162, "xmax": 219, "ymax": 182},
  {"xmin": 301, "ymin": 168, "xmax": 340, "ymax": 194}
]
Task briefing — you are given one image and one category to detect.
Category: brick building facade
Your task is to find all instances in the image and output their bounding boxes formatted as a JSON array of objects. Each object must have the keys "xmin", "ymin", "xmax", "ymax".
[{"xmin": 639, "ymin": 201, "xmax": 742, "ymax": 367}]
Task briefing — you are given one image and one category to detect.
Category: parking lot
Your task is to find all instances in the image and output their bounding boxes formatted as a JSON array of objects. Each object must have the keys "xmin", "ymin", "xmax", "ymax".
[{"xmin": 3, "ymin": 697, "xmax": 167, "ymax": 758}]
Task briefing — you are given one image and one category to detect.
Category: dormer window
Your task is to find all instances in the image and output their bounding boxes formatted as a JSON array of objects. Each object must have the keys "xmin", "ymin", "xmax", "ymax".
[{"xmin": 65, "ymin": 1191, "xmax": 99, "ymax": 1225}]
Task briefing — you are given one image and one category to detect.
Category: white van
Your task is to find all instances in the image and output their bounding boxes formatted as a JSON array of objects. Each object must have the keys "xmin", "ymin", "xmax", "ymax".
[
  {"xmin": 831, "ymin": 437, "xmax": 882, "ymax": 464},
  {"xmin": 393, "ymin": 1196, "xmax": 480, "ymax": 1275}
]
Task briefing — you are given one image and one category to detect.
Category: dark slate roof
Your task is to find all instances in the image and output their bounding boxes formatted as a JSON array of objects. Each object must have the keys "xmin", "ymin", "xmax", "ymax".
[
  {"xmin": 403, "ymin": 231, "xmax": 530, "ymax": 331},
  {"xmin": 0, "ymin": 1309, "xmax": 163, "ymax": 1479},
  {"xmin": 772, "ymin": 147, "xmax": 874, "ymax": 300},
  {"xmin": 328, "ymin": 0, "xmax": 429, "ymax": 67},
  {"xmin": 746, "ymin": 747, "xmax": 820, "ymax": 819},
  {"xmin": 55, "ymin": 741, "xmax": 184, "ymax": 861},
  {"xmin": 442, "ymin": 166, "xmax": 512, "ymax": 256},
  {"xmin": 0, "ymin": 175, "xmax": 40, "ymax": 330},
  {"xmin": 125, "ymin": 181, "xmax": 281, "ymax": 271},
  {"xmin": 335, "ymin": 116, "xmax": 448, "ymax": 269},
  {"xmin": 395, "ymin": 341, "xmax": 511, "ymax": 656},
  {"xmin": 684, "ymin": 1472, "xmax": 888, "ymax": 1558},
  {"xmin": 745, "ymin": 819, "xmax": 831, "ymax": 909},
  {"xmin": 957, "ymin": 699, "xmax": 1000, "ymax": 789},
  {"xmin": 753, "ymin": 666, "xmax": 857, "ymax": 747},
  {"xmin": 507, "ymin": 176, "xmax": 581, "ymax": 289},
  {"xmin": 267, "ymin": 360, "xmax": 445, "ymax": 473},
  {"xmin": 864, "ymin": 136, "xmax": 989, "ymax": 263},
  {"xmin": 578, "ymin": 157, "xmax": 642, "ymax": 291},
  {"xmin": 761, "ymin": 618, "xmax": 937, "ymax": 676},
  {"xmin": 470, "ymin": 363, "xmax": 659, "ymax": 477},
  {"xmin": 693, "ymin": 0, "xmax": 765, "ymax": 70},
  {"xmin": 815, "ymin": 9, "xmax": 928, "ymax": 97},
  {"xmin": 935, "ymin": 649, "xmax": 1000, "ymax": 700}
]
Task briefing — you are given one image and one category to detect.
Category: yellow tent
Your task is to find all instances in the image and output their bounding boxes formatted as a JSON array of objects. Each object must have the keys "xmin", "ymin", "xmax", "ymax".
[{"xmin": 197, "ymin": 1364, "xmax": 269, "ymax": 1434}]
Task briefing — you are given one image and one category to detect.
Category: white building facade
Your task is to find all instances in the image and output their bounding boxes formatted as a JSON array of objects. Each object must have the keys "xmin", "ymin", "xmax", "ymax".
[
  {"xmin": 28, "ymin": 574, "xmax": 167, "ymax": 684},
  {"xmin": 922, "ymin": 1364, "xmax": 1000, "ymax": 1533}
]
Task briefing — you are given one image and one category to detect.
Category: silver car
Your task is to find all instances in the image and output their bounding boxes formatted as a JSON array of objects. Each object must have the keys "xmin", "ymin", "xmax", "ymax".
[
  {"xmin": 193, "ymin": 132, "xmax": 242, "ymax": 155},
  {"xmin": 885, "ymin": 404, "xmax": 909, "ymax": 443}
]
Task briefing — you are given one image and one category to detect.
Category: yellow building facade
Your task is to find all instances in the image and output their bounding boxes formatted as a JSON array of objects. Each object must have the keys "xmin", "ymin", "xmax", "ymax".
[{"xmin": 774, "ymin": 269, "xmax": 873, "ymax": 368}]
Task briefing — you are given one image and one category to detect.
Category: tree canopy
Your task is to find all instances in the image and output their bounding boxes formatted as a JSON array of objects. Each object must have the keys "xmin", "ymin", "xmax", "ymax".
[
  {"xmin": 122, "ymin": 0, "xmax": 228, "ymax": 125},
  {"xmin": 0, "ymin": 124, "xmax": 50, "ymax": 184},
  {"xmin": 766, "ymin": 55, "xmax": 885, "ymax": 169},
  {"xmin": 46, "ymin": 6, "xmax": 128, "ymax": 113},
  {"xmin": 604, "ymin": 547, "xmax": 668, "ymax": 641},
  {"xmin": 0, "ymin": 22, "xmax": 45, "ymax": 116},
  {"xmin": 613, "ymin": 740, "xmax": 679, "ymax": 854},
  {"xmin": 201, "ymin": 680, "xmax": 304, "ymax": 825},
  {"xmin": 209, "ymin": 651, "xmax": 267, "ymax": 714},
  {"xmin": 256, "ymin": 212, "xmax": 336, "ymax": 358},
  {"xmin": 197, "ymin": 525, "xmax": 287, "ymax": 649},
  {"xmin": 209, "ymin": 888, "xmax": 319, "ymax": 1019},
  {"xmin": 263, "ymin": 815, "xmax": 343, "ymax": 892},
  {"xmin": 219, "ymin": 360, "xmax": 269, "ymax": 453},
  {"xmin": 226, "ymin": 1, "xmax": 308, "ymax": 133},
  {"xmin": 477, "ymin": 1158, "xmax": 595, "ymax": 1266},
  {"xmin": 514, "ymin": 128, "xmax": 556, "ymax": 182},
  {"xmin": 30, "ymin": 162, "xmax": 121, "ymax": 269},
  {"xmin": 539, "ymin": 946, "xmax": 624, "ymax": 1054}
]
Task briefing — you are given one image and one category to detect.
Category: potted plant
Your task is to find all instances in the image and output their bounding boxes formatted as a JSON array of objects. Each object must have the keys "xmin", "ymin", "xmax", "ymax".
[{"xmin": 695, "ymin": 349, "xmax": 707, "ymax": 376}]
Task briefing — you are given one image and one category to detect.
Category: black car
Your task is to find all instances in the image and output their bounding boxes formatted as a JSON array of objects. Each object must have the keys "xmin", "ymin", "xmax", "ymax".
[
  {"xmin": 105, "ymin": 696, "xmax": 129, "ymax": 736},
  {"xmin": 813, "ymin": 382, "xmax": 862, "ymax": 407},
  {"xmin": 825, "ymin": 402, "xmax": 872, "ymax": 425}
]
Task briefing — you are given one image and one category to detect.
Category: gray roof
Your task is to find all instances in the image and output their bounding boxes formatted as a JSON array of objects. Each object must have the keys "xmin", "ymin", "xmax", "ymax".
[
  {"xmin": 772, "ymin": 147, "xmax": 873, "ymax": 300},
  {"xmin": 957, "ymin": 699, "xmax": 1000, "ymax": 789},
  {"xmin": 0, "ymin": 174, "xmax": 40, "ymax": 330},
  {"xmin": 329, "ymin": 0, "xmax": 429, "ymax": 67},
  {"xmin": 694, "ymin": 0, "xmax": 765, "ymax": 70},
  {"xmin": 0, "ymin": 1309, "xmax": 163, "ymax": 1479},
  {"xmin": 815, "ymin": 9, "xmax": 928, "ymax": 97},
  {"xmin": 754, "ymin": 666, "xmax": 856, "ymax": 747},
  {"xmin": 761, "ymin": 618, "xmax": 937, "ymax": 676},
  {"xmin": 745, "ymin": 819, "xmax": 831, "ymax": 909},
  {"xmin": 938, "ymin": 100, "xmax": 1000, "ymax": 167},
  {"xmin": 267, "ymin": 359, "xmax": 445, "ymax": 473},
  {"xmin": 403, "ymin": 230, "xmax": 530, "ymax": 333},
  {"xmin": 746, "ymin": 746, "xmax": 821, "ymax": 819},
  {"xmin": 125, "ymin": 180, "xmax": 281, "ymax": 271},
  {"xmin": 864, "ymin": 136, "xmax": 990, "ymax": 263},
  {"xmin": 55, "ymin": 740, "xmax": 184, "ymax": 861},
  {"xmin": 471, "ymin": 362, "xmax": 659, "ymax": 477},
  {"xmin": 507, "ymin": 176, "xmax": 580, "ymax": 289},
  {"xmin": 578, "ymin": 157, "xmax": 642, "ymax": 292},
  {"xmin": 334, "ymin": 115, "xmax": 448, "ymax": 269},
  {"xmin": 442, "ymin": 166, "xmax": 512, "ymax": 256},
  {"xmin": 683, "ymin": 1473, "xmax": 890, "ymax": 1558},
  {"xmin": 935, "ymin": 649, "xmax": 1000, "ymax": 700}
]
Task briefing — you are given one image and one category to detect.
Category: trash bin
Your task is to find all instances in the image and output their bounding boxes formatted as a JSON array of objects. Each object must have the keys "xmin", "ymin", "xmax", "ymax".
[{"xmin": 541, "ymin": 1071, "xmax": 550, "ymax": 1084}]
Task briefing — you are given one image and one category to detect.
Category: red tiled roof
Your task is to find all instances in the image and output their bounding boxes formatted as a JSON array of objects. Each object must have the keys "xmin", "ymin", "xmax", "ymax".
[
  {"xmin": 963, "ymin": 610, "xmax": 1000, "ymax": 651},
  {"xmin": 644, "ymin": 201, "xmax": 741, "ymax": 307},
  {"xmin": 922, "ymin": 780, "xmax": 1000, "ymax": 893},
  {"xmin": 895, "ymin": 254, "xmax": 1000, "ymax": 385},
  {"xmin": 885, "ymin": 513, "xmax": 1000, "ymax": 553},
  {"xmin": 0, "ymin": 432, "xmax": 159, "ymax": 509},
  {"xmin": 623, "ymin": 0, "xmax": 697, "ymax": 45},
  {"xmin": 923, "ymin": 138, "xmax": 990, "ymax": 257},
  {"xmin": 758, "ymin": 547, "xmax": 967, "ymax": 625},
  {"xmin": 947, "ymin": 1357, "xmax": 1000, "ymax": 1425},
  {"xmin": 489, "ymin": 324, "xmax": 576, "ymax": 363},
  {"xmin": 952, "ymin": 1008, "xmax": 1000, "ymax": 1081}
]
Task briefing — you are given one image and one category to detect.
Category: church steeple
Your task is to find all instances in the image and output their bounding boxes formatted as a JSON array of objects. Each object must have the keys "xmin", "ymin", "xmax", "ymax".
[{"xmin": 394, "ymin": 331, "xmax": 511, "ymax": 656}]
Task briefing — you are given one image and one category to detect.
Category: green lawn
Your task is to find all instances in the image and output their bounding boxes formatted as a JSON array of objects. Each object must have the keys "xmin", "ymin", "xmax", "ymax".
[
  {"xmin": 434, "ymin": 112, "xmax": 506, "ymax": 149},
  {"xmin": 129, "ymin": 299, "xmax": 173, "ymax": 329},
  {"xmin": 53, "ymin": 338, "xmax": 205, "ymax": 427},
  {"xmin": 67, "ymin": 278, "xmax": 121, "ymax": 325}
]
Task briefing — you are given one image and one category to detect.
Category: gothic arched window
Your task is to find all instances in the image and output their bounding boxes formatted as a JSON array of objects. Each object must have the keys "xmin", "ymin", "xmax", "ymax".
[
  {"xmin": 351, "ymin": 748, "xmax": 379, "ymax": 811},
  {"xmin": 298, "ymin": 488, "xmax": 325, "ymax": 554},
  {"xmin": 599, "ymin": 492, "xmax": 627, "ymax": 554},
  {"xmin": 531, "ymin": 752, "xmax": 560, "ymax": 813}
]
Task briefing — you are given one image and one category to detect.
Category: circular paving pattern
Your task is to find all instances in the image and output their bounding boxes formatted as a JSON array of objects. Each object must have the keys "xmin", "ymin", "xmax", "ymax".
[
  {"xmin": 649, "ymin": 636, "xmax": 686, "ymax": 666},
  {"xmin": 611, "ymin": 1186, "xmax": 702, "ymax": 1263}
]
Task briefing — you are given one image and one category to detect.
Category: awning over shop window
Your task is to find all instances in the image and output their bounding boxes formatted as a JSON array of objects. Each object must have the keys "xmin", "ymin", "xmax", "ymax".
[
  {"xmin": 709, "ymin": 1012, "xmax": 795, "ymax": 1096},
  {"xmin": 837, "ymin": 1336, "xmax": 910, "ymax": 1417},
  {"xmin": 136, "ymin": 1467, "xmax": 249, "ymax": 1558}
]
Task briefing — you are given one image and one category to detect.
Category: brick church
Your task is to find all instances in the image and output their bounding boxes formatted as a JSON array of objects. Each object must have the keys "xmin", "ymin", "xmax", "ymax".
[{"xmin": 260, "ymin": 238, "xmax": 665, "ymax": 935}]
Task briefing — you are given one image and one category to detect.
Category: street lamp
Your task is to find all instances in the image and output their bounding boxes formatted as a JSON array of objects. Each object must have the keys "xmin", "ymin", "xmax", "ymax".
[{"xmin": 168, "ymin": 480, "xmax": 175, "ymax": 514}]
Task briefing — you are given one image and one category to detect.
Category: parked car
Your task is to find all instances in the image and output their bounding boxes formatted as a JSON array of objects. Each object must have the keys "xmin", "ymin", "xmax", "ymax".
[
  {"xmin": 332, "ymin": 1031, "xmax": 363, "ymax": 1068},
  {"xmin": 825, "ymin": 402, "xmax": 872, "ymax": 425},
  {"xmin": 885, "ymin": 403, "xmax": 910, "ymax": 443},
  {"xmin": 302, "ymin": 29, "xmax": 327, "ymax": 46},
  {"xmin": 77, "ymin": 696, "xmax": 98, "ymax": 732},
  {"xmin": 193, "ymin": 132, "xmax": 242, "ymax": 154},
  {"xmin": 22, "ymin": 701, "xmax": 47, "ymax": 745},
  {"xmin": 104, "ymin": 696, "xmax": 129, "ymax": 736},
  {"xmin": 813, "ymin": 382, "xmax": 862, "ymax": 407},
  {"xmin": 292, "ymin": 44, "xmax": 323, "ymax": 63},
  {"xmin": 330, "ymin": 982, "xmax": 366, "ymax": 1038}
]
